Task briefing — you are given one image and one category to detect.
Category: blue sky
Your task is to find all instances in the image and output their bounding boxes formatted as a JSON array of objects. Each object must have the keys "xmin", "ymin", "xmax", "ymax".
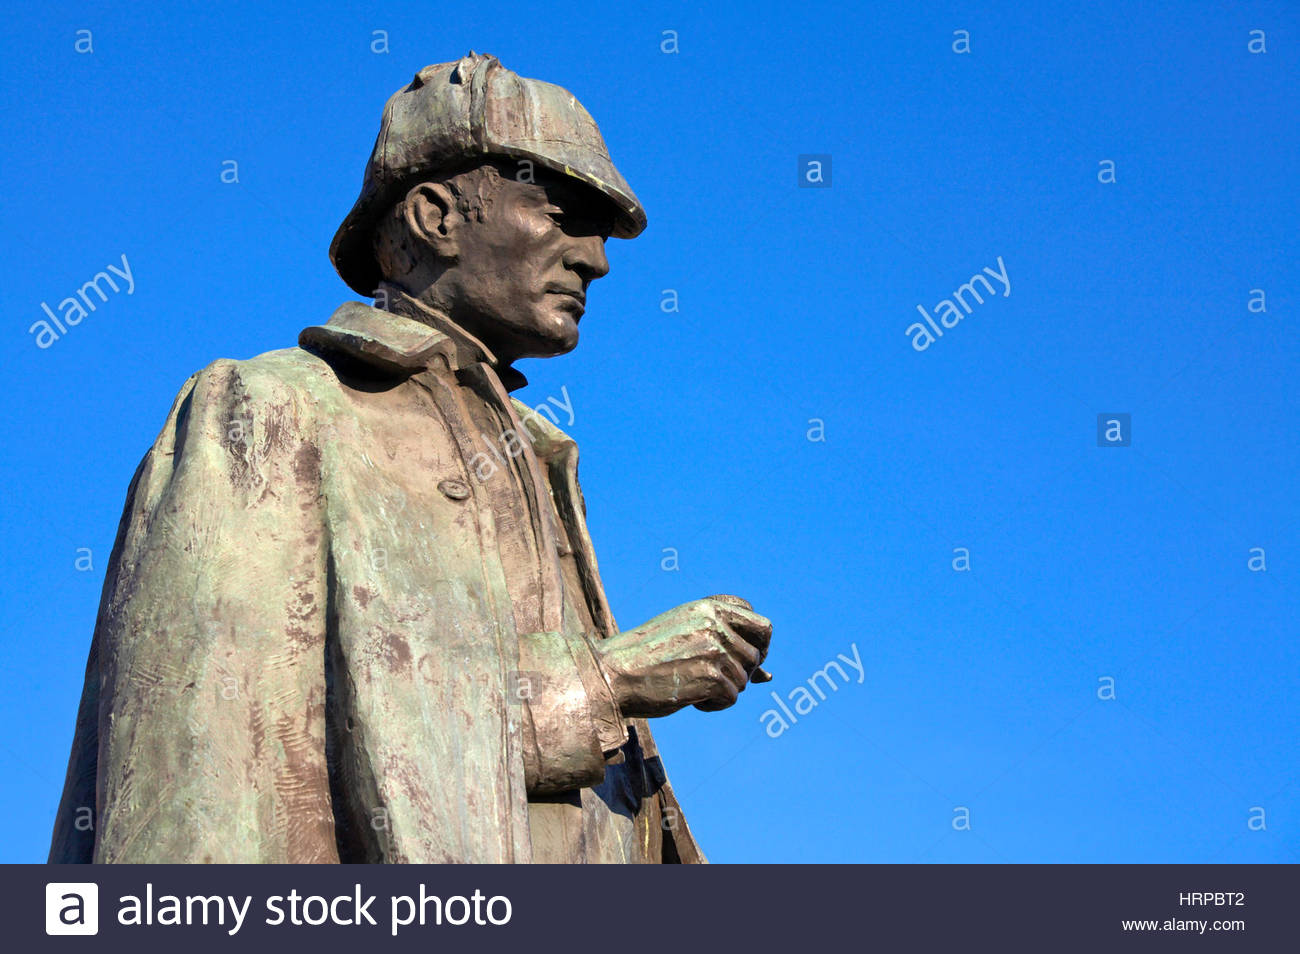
[{"xmin": 2, "ymin": 0, "xmax": 1296, "ymax": 862}]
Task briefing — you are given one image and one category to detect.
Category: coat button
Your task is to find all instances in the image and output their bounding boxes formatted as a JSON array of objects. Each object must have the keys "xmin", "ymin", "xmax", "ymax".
[{"xmin": 438, "ymin": 478, "xmax": 471, "ymax": 501}]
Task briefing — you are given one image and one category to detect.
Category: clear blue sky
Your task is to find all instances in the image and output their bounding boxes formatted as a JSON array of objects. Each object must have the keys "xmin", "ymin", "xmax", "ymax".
[{"xmin": 2, "ymin": 0, "xmax": 1296, "ymax": 863}]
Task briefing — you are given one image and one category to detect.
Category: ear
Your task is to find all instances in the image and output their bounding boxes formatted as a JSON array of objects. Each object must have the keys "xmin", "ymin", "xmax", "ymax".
[{"xmin": 403, "ymin": 181, "xmax": 460, "ymax": 260}]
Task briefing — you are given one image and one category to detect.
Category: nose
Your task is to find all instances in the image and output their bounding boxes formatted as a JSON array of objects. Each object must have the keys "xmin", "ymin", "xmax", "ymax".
[{"xmin": 564, "ymin": 233, "xmax": 609, "ymax": 283}]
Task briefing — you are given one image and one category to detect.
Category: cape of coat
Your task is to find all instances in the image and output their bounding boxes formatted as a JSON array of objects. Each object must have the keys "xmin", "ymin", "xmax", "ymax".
[{"xmin": 49, "ymin": 299, "xmax": 704, "ymax": 864}]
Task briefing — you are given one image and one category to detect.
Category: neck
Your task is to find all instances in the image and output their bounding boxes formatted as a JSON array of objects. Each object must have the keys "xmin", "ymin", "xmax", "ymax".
[{"xmin": 376, "ymin": 281, "xmax": 528, "ymax": 391}]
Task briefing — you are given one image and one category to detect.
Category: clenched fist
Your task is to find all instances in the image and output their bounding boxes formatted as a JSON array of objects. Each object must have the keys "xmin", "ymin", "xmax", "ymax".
[{"xmin": 592, "ymin": 596, "xmax": 773, "ymax": 718}]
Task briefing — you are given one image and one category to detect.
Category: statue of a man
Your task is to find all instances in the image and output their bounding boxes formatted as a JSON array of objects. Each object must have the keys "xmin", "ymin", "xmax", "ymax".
[{"xmin": 49, "ymin": 52, "xmax": 772, "ymax": 863}]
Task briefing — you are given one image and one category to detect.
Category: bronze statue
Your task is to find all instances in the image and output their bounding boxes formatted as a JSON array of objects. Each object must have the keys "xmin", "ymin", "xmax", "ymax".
[{"xmin": 49, "ymin": 52, "xmax": 772, "ymax": 864}]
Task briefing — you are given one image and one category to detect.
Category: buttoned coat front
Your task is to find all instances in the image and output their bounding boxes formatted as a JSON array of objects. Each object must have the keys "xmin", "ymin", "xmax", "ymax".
[{"xmin": 49, "ymin": 301, "xmax": 703, "ymax": 864}]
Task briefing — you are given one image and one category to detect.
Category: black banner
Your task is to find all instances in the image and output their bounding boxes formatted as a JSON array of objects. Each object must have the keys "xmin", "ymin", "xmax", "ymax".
[{"xmin": 16, "ymin": 864, "xmax": 1297, "ymax": 951}]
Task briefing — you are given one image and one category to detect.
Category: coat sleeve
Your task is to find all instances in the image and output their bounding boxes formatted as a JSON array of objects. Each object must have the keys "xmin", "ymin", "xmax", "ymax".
[
  {"xmin": 49, "ymin": 357, "xmax": 338, "ymax": 863},
  {"xmin": 515, "ymin": 630, "xmax": 626, "ymax": 794}
]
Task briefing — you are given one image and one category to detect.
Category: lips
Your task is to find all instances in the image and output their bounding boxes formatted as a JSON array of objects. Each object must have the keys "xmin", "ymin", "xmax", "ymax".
[
  {"xmin": 548, "ymin": 289, "xmax": 585, "ymax": 308},
  {"xmin": 546, "ymin": 285, "xmax": 585, "ymax": 307}
]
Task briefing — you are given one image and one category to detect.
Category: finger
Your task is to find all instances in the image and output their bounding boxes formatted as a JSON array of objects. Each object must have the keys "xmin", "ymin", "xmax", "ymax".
[
  {"xmin": 713, "ymin": 603, "xmax": 772, "ymax": 654},
  {"xmin": 694, "ymin": 678, "xmax": 741, "ymax": 711},
  {"xmin": 718, "ymin": 623, "xmax": 761, "ymax": 670},
  {"xmin": 693, "ymin": 653, "xmax": 747, "ymax": 711},
  {"xmin": 716, "ymin": 622, "xmax": 772, "ymax": 687},
  {"xmin": 706, "ymin": 595, "xmax": 770, "ymax": 634},
  {"xmin": 717, "ymin": 652, "xmax": 750, "ymax": 695},
  {"xmin": 706, "ymin": 594, "xmax": 754, "ymax": 610}
]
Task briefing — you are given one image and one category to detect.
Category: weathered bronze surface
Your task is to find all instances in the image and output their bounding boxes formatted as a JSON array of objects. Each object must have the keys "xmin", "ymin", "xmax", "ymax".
[{"xmin": 49, "ymin": 52, "xmax": 772, "ymax": 864}]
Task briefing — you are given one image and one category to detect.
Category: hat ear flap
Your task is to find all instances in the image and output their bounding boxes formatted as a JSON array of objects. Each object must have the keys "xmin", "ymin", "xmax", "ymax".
[{"xmin": 450, "ymin": 51, "xmax": 497, "ymax": 86}]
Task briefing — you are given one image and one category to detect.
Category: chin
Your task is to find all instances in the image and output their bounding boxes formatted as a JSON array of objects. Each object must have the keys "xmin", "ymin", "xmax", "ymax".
[
  {"xmin": 556, "ymin": 323, "xmax": 580, "ymax": 353},
  {"xmin": 536, "ymin": 330, "xmax": 579, "ymax": 358},
  {"xmin": 523, "ymin": 311, "xmax": 580, "ymax": 357}
]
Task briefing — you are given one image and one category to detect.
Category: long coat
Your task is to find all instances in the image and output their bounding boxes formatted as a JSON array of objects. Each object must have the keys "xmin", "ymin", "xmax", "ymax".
[{"xmin": 49, "ymin": 301, "xmax": 703, "ymax": 863}]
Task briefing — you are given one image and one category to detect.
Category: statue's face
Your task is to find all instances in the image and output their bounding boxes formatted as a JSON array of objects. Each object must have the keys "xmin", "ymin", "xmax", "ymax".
[{"xmin": 444, "ymin": 168, "xmax": 614, "ymax": 361}]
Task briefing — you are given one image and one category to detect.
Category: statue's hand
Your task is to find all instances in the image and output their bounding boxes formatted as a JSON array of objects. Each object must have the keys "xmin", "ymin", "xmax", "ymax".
[{"xmin": 592, "ymin": 597, "xmax": 772, "ymax": 718}]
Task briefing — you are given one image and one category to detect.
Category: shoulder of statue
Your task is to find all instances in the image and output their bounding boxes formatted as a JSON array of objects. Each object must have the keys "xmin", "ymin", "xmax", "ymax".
[{"xmin": 298, "ymin": 300, "xmax": 455, "ymax": 377}]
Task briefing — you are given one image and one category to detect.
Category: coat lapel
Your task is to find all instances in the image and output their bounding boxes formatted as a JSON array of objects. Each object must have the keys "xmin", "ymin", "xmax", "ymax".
[{"xmin": 513, "ymin": 399, "xmax": 618, "ymax": 637}]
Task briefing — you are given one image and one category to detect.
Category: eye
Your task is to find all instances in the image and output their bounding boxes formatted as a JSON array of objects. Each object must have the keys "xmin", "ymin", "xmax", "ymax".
[{"xmin": 546, "ymin": 210, "xmax": 567, "ymax": 225}]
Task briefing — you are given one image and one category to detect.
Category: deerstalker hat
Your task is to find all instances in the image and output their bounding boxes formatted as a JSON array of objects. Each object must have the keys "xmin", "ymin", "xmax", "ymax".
[{"xmin": 330, "ymin": 51, "xmax": 646, "ymax": 295}]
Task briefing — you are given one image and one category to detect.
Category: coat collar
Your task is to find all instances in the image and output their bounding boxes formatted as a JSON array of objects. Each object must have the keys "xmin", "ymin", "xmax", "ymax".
[
  {"xmin": 299, "ymin": 299, "xmax": 575, "ymax": 460},
  {"xmin": 298, "ymin": 296, "xmax": 528, "ymax": 392}
]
